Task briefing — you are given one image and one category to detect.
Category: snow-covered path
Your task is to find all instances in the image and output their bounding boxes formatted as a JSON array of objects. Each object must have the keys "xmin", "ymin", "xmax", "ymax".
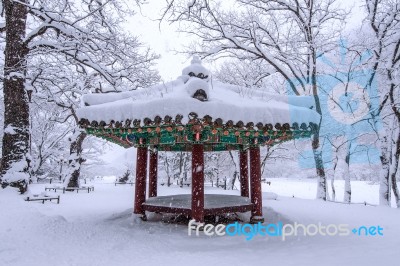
[{"xmin": 1, "ymin": 179, "xmax": 398, "ymax": 266}]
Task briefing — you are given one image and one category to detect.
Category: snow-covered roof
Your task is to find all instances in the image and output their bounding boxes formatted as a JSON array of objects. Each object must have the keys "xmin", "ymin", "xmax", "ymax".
[{"xmin": 77, "ymin": 57, "xmax": 320, "ymax": 127}]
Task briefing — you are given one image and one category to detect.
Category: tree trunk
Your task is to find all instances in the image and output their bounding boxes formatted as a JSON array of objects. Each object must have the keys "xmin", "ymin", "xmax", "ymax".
[
  {"xmin": 0, "ymin": 0, "xmax": 30, "ymax": 194},
  {"xmin": 228, "ymin": 150, "xmax": 238, "ymax": 190},
  {"xmin": 311, "ymin": 58, "xmax": 327, "ymax": 201},
  {"xmin": 378, "ymin": 134, "xmax": 391, "ymax": 206},
  {"xmin": 165, "ymin": 155, "xmax": 172, "ymax": 187},
  {"xmin": 178, "ymin": 152, "xmax": 184, "ymax": 187},
  {"xmin": 331, "ymin": 154, "xmax": 338, "ymax": 202},
  {"xmin": 64, "ymin": 132, "xmax": 87, "ymax": 188},
  {"xmin": 344, "ymin": 150, "xmax": 351, "ymax": 204},
  {"xmin": 332, "ymin": 139, "xmax": 352, "ymax": 203},
  {"xmin": 231, "ymin": 171, "xmax": 238, "ymax": 190},
  {"xmin": 313, "ymin": 135, "xmax": 327, "ymax": 200},
  {"xmin": 162, "ymin": 153, "xmax": 172, "ymax": 186},
  {"xmin": 387, "ymin": 74, "xmax": 400, "ymax": 207},
  {"xmin": 260, "ymin": 146, "xmax": 271, "ymax": 177},
  {"xmin": 390, "ymin": 125, "xmax": 400, "ymax": 207},
  {"xmin": 391, "ymin": 163, "xmax": 400, "ymax": 207}
]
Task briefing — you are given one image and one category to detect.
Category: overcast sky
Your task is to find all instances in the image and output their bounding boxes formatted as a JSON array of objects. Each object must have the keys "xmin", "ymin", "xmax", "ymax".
[
  {"xmin": 126, "ymin": 1, "xmax": 190, "ymax": 81},
  {"xmin": 125, "ymin": 0, "xmax": 367, "ymax": 81}
]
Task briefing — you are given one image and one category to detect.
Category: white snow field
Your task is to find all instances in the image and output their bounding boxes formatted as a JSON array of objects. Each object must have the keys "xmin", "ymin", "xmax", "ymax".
[{"xmin": 1, "ymin": 177, "xmax": 399, "ymax": 266}]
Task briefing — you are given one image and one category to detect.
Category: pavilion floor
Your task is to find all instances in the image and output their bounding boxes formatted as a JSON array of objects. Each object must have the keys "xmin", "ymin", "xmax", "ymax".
[{"xmin": 142, "ymin": 194, "xmax": 253, "ymax": 216}]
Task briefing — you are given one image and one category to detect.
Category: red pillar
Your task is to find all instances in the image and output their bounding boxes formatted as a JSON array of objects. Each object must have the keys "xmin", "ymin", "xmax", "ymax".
[
  {"xmin": 191, "ymin": 144, "xmax": 204, "ymax": 223},
  {"xmin": 134, "ymin": 147, "xmax": 148, "ymax": 216},
  {"xmin": 148, "ymin": 150, "xmax": 158, "ymax": 197},
  {"xmin": 239, "ymin": 150, "xmax": 249, "ymax": 197},
  {"xmin": 249, "ymin": 146, "xmax": 264, "ymax": 223}
]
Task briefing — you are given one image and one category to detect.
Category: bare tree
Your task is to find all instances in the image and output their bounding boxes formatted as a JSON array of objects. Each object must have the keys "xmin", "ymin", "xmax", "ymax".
[
  {"xmin": 163, "ymin": 0, "xmax": 348, "ymax": 200},
  {"xmin": 29, "ymin": 101, "xmax": 71, "ymax": 180},
  {"xmin": 365, "ymin": 0, "xmax": 400, "ymax": 206},
  {"xmin": 0, "ymin": 0, "xmax": 159, "ymax": 193},
  {"xmin": 214, "ymin": 59, "xmax": 293, "ymax": 182},
  {"xmin": 159, "ymin": 151, "xmax": 173, "ymax": 186},
  {"xmin": 318, "ymin": 38, "xmax": 378, "ymax": 204},
  {"xmin": 214, "ymin": 58, "xmax": 279, "ymax": 96}
]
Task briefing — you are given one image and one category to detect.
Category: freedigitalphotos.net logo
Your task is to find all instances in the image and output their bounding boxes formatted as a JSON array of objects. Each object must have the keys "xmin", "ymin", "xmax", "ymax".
[{"xmin": 188, "ymin": 220, "xmax": 384, "ymax": 241}]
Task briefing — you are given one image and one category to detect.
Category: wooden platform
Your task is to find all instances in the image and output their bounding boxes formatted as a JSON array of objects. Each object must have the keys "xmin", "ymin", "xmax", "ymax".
[{"xmin": 142, "ymin": 194, "xmax": 253, "ymax": 216}]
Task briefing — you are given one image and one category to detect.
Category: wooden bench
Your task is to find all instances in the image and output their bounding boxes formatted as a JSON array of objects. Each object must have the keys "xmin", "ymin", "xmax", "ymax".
[
  {"xmin": 45, "ymin": 186, "xmax": 94, "ymax": 193},
  {"xmin": 64, "ymin": 186, "xmax": 94, "ymax": 193},
  {"xmin": 45, "ymin": 187, "xmax": 64, "ymax": 192},
  {"xmin": 25, "ymin": 195, "xmax": 60, "ymax": 204},
  {"xmin": 82, "ymin": 186, "xmax": 95, "ymax": 191},
  {"xmin": 175, "ymin": 180, "xmax": 191, "ymax": 187},
  {"xmin": 261, "ymin": 179, "xmax": 271, "ymax": 186},
  {"xmin": 114, "ymin": 182, "xmax": 134, "ymax": 186},
  {"xmin": 48, "ymin": 178, "xmax": 63, "ymax": 184}
]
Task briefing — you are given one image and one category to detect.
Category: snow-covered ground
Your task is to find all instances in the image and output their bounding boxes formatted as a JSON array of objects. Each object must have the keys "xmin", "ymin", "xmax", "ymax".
[{"xmin": 1, "ymin": 177, "xmax": 399, "ymax": 266}]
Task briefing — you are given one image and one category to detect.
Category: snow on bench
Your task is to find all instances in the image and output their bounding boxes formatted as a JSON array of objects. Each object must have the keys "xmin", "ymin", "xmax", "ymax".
[
  {"xmin": 25, "ymin": 195, "xmax": 60, "ymax": 204},
  {"xmin": 114, "ymin": 182, "xmax": 134, "ymax": 186},
  {"xmin": 261, "ymin": 179, "xmax": 272, "ymax": 185},
  {"xmin": 64, "ymin": 186, "xmax": 94, "ymax": 193},
  {"xmin": 45, "ymin": 186, "xmax": 94, "ymax": 193},
  {"xmin": 45, "ymin": 186, "xmax": 65, "ymax": 192}
]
